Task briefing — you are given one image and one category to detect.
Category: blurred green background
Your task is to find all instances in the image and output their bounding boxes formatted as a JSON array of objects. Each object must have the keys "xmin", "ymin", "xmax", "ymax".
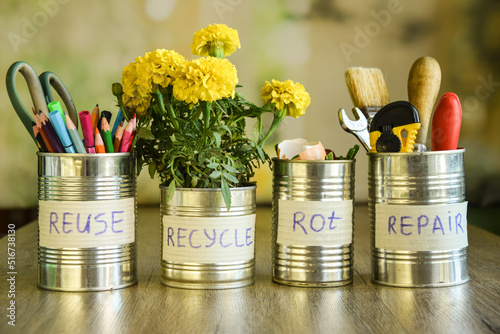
[{"xmin": 1, "ymin": 0, "xmax": 499, "ymax": 233}]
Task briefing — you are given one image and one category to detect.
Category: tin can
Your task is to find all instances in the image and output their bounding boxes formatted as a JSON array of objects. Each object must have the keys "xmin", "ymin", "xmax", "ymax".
[
  {"xmin": 160, "ymin": 186, "xmax": 256, "ymax": 289},
  {"xmin": 272, "ymin": 159, "xmax": 355, "ymax": 287},
  {"xmin": 37, "ymin": 153, "xmax": 137, "ymax": 291},
  {"xmin": 368, "ymin": 149, "xmax": 469, "ymax": 287}
]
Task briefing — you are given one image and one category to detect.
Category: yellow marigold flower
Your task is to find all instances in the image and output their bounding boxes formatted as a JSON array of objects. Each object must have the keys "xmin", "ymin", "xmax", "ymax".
[
  {"xmin": 143, "ymin": 49, "xmax": 186, "ymax": 88},
  {"xmin": 191, "ymin": 24, "xmax": 241, "ymax": 58},
  {"xmin": 121, "ymin": 49, "xmax": 186, "ymax": 117},
  {"xmin": 173, "ymin": 57, "xmax": 238, "ymax": 104},
  {"xmin": 260, "ymin": 79, "xmax": 311, "ymax": 118},
  {"xmin": 121, "ymin": 58, "xmax": 152, "ymax": 98}
]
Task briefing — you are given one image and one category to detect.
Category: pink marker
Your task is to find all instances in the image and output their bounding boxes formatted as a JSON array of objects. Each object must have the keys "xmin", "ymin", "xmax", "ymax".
[{"xmin": 78, "ymin": 110, "xmax": 96, "ymax": 153}]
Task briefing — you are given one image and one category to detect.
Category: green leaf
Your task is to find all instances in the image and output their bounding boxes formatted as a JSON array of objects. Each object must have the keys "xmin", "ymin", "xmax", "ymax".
[
  {"xmin": 256, "ymin": 145, "xmax": 266, "ymax": 162},
  {"xmin": 346, "ymin": 144, "xmax": 360, "ymax": 160},
  {"xmin": 148, "ymin": 161, "xmax": 156, "ymax": 179},
  {"xmin": 207, "ymin": 162, "xmax": 219, "ymax": 169},
  {"xmin": 325, "ymin": 151, "xmax": 334, "ymax": 160},
  {"xmin": 221, "ymin": 177, "xmax": 231, "ymax": 211},
  {"xmin": 221, "ymin": 163, "xmax": 239, "ymax": 173},
  {"xmin": 167, "ymin": 181, "xmax": 176, "ymax": 202},
  {"xmin": 223, "ymin": 171, "xmax": 239, "ymax": 184},
  {"xmin": 213, "ymin": 132, "xmax": 221, "ymax": 148},
  {"xmin": 170, "ymin": 134, "xmax": 176, "ymax": 142},
  {"xmin": 221, "ymin": 124, "xmax": 231, "ymax": 136},
  {"xmin": 136, "ymin": 127, "xmax": 155, "ymax": 140},
  {"xmin": 209, "ymin": 170, "xmax": 221, "ymax": 179}
]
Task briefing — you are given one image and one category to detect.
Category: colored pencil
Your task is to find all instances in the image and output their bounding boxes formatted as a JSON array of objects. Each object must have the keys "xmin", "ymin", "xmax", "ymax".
[
  {"xmin": 95, "ymin": 128, "xmax": 105, "ymax": 153},
  {"xmin": 91, "ymin": 104, "xmax": 100, "ymax": 130},
  {"xmin": 113, "ymin": 121, "xmax": 124, "ymax": 153},
  {"xmin": 119, "ymin": 114, "xmax": 136, "ymax": 152},
  {"xmin": 40, "ymin": 112, "xmax": 65, "ymax": 153},
  {"xmin": 99, "ymin": 110, "xmax": 112, "ymax": 132},
  {"xmin": 65, "ymin": 115, "xmax": 86, "ymax": 153},
  {"xmin": 79, "ymin": 110, "xmax": 96, "ymax": 153},
  {"xmin": 32, "ymin": 122, "xmax": 48, "ymax": 152},
  {"xmin": 33, "ymin": 112, "xmax": 55, "ymax": 153},
  {"xmin": 100, "ymin": 117, "xmax": 114, "ymax": 153},
  {"xmin": 49, "ymin": 110, "xmax": 76, "ymax": 153},
  {"xmin": 111, "ymin": 109, "xmax": 125, "ymax": 137}
]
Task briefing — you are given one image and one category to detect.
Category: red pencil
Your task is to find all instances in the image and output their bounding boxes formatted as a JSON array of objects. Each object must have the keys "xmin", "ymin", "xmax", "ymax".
[{"xmin": 95, "ymin": 127, "xmax": 105, "ymax": 153}]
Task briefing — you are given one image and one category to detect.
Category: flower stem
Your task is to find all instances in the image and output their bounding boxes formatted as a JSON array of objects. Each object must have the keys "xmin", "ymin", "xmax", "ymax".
[
  {"xmin": 203, "ymin": 101, "xmax": 212, "ymax": 132},
  {"xmin": 258, "ymin": 107, "xmax": 286, "ymax": 147},
  {"xmin": 156, "ymin": 89, "xmax": 179, "ymax": 131}
]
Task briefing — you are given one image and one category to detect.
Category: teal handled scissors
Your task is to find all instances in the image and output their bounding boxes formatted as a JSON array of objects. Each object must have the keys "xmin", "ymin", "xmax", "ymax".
[{"xmin": 6, "ymin": 61, "xmax": 78, "ymax": 143}]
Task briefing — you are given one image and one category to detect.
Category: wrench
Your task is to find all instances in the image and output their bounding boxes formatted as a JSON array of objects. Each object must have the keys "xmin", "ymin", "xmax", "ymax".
[{"xmin": 338, "ymin": 107, "xmax": 371, "ymax": 151}]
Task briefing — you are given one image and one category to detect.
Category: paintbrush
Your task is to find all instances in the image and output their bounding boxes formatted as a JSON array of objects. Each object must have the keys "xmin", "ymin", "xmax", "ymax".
[
  {"xmin": 345, "ymin": 67, "xmax": 390, "ymax": 124},
  {"xmin": 408, "ymin": 56, "xmax": 441, "ymax": 151}
]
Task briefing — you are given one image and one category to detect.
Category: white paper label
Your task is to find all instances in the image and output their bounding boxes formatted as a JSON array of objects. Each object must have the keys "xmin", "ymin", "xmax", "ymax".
[
  {"xmin": 162, "ymin": 214, "xmax": 256, "ymax": 263},
  {"xmin": 374, "ymin": 202, "xmax": 468, "ymax": 251},
  {"xmin": 39, "ymin": 198, "xmax": 135, "ymax": 248},
  {"xmin": 277, "ymin": 199, "xmax": 353, "ymax": 246}
]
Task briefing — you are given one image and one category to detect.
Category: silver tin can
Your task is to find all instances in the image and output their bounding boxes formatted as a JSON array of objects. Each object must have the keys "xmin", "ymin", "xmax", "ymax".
[
  {"xmin": 272, "ymin": 159, "xmax": 355, "ymax": 287},
  {"xmin": 37, "ymin": 153, "xmax": 137, "ymax": 291},
  {"xmin": 160, "ymin": 186, "xmax": 256, "ymax": 289},
  {"xmin": 368, "ymin": 149, "xmax": 469, "ymax": 287}
]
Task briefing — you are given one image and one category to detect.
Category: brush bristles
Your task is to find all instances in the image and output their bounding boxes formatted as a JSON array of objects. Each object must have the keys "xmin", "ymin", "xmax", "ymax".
[{"xmin": 345, "ymin": 67, "xmax": 390, "ymax": 110}]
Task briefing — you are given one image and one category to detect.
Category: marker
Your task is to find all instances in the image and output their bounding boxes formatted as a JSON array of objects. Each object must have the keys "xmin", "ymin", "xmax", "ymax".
[
  {"xmin": 48, "ymin": 101, "xmax": 66, "ymax": 126},
  {"xmin": 49, "ymin": 110, "xmax": 75, "ymax": 153},
  {"xmin": 79, "ymin": 110, "xmax": 95, "ymax": 153}
]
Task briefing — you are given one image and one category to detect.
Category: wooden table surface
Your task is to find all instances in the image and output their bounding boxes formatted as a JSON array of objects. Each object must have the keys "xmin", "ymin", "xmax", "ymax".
[{"xmin": 1, "ymin": 205, "xmax": 499, "ymax": 334}]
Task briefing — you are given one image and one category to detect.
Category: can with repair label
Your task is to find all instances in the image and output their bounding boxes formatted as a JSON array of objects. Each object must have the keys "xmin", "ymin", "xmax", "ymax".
[{"xmin": 368, "ymin": 149, "xmax": 469, "ymax": 287}]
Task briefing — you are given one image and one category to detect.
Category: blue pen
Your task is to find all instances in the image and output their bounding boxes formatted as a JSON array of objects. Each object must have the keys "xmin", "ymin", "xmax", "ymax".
[
  {"xmin": 111, "ymin": 109, "xmax": 125, "ymax": 137},
  {"xmin": 49, "ymin": 110, "xmax": 76, "ymax": 153}
]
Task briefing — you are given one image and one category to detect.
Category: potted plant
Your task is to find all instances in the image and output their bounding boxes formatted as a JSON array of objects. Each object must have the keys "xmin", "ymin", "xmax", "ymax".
[{"xmin": 112, "ymin": 24, "xmax": 310, "ymax": 289}]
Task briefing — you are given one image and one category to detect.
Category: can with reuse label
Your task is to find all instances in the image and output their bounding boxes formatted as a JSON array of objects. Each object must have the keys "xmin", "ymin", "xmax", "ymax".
[
  {"xmin": 368, "ymin": 149, "xmax": 469, "ymax": 287},
  {"xmin": 272, "ymin": 159, "xmax": 355, "ymax": 287},
  {"xmin": 37, "ymin": 153, "xmax": 137, "ymax": 291},
  {"xmin": 160, "ymin": 186, "xmax": 256, "ymax": 289}
]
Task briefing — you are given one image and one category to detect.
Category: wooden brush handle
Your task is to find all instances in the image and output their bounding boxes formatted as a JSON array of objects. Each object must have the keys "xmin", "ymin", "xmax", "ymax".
[{"xmin": 408, "ymin": 56, "xmax": 441, "ymax": 146}]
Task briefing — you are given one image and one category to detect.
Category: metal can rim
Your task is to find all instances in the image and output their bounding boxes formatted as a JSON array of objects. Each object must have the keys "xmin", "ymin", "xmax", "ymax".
[
  {"xmin": 366, "ymin": 148, "xmax": 465, "ymax": 157},
  {"xmin": 272, "ymin": 158, "xmax": 355, "ymax": 164}
]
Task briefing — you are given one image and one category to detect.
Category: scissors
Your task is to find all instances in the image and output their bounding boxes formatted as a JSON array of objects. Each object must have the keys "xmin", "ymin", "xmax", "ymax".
[{"xmin": 6, "ymin": 61, "xmax": 78, "ymax": 143}]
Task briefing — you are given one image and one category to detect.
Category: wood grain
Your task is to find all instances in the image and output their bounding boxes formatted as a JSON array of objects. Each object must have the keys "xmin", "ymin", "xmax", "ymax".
[{"xmin": 1, "ymin": 206, "xmax": 499, "ymax": 334}]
